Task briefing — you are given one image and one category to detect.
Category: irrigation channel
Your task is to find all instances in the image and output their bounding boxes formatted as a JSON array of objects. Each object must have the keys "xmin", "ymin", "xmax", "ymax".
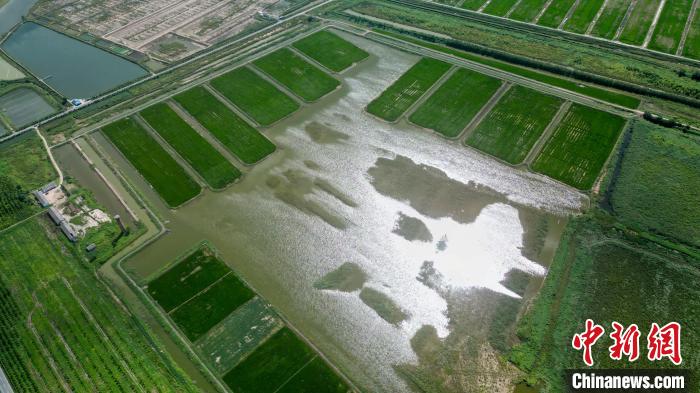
[{"xmin": 58, "ymin": 32, "xmax": 587, "ymax": 392}]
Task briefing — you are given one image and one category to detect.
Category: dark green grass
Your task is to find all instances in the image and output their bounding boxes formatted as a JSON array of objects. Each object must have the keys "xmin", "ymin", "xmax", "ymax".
[
  {"xmin": 0, "ymin": 175, "xmax": 37, "ymax": 231},
  {"xmin": 537, "ymin": 0, "xmax": 577, "ymax": 28},
  {"xmin": 482, "ymin": 0, "xmax": 519, "ymax": 17},
  {"xmin": 140, "ymin": 103, "xmax": 240, "ymax": 189},
  {"xmin": 253, "ymin": 48, "xmax": 340, "ymax": 102},
  {"xmin": 683, "ymin": 10, "xmax": 700, "ymax": 59},
  {"xmin": 174, "ymin": 86, "xmax": 276, "ymax": 164},
  {"xmin": 210, "ymin": 67, "xmax": 299, "ymax": 126},
  {"xmin": 532, "ymin": 104, "xmax": 626, "ymax": 189},
  {"xmin": 292, "ymin": 30, "xmax": 369, "ymax": 72},
  {"xmin": 461, "ymin": 0, "xmax": 487, "ymax": 10},
  {"xmin": 366, "ymin": 57, "xmax": 451, "ymax": 121},
  {"xmin": 609, "ymin": 121, "xmax": 700, "ymax": 248},
  {"xmin": 649, "ymin": 0, "xmax": 694, "ymax": 53},
  {"xmin": 618, "ymin": 0, "xmax": 662, "ymax": 45},
  {"xmin": 148, "ymin": 246, "xmax": 231, "ymax": 312},
  {"xmin": 509, "ymin": 0, "xmax": 550, "ymax": 22},
  {"xmin": 510, "ymin": 217, "xmax": 700, "ymax": 391},
  {"xmin": 409, "ymin": 68, "xmax": 502, "ymax": 138},
  {"xmin": 563, "ymin": 0, "xmax": 605, "ymax": 33},
  {"xmin": 373, "ymin": 30, "xmax": 640, "ymax": 109},
  {"xmin": 590, "ymin": 0, "xmax": 633, "ymax": 39},
  {"xmin": 102, "ymin": 117, "xmax": 200, "ymax": 208},
  {"xmin": 466, "ymin": 86, "xmax": 563, "ymax": 164},
  {"xmin": 277, "ymin": 357, "xmax": 349, "ymax": 393},
  {"xmin": 222, "ymin": 327, "xmax": 316, "ymax": 393},
  {"xmin": 170, "ymin": 273, "xmax": 255, "ymax": 341}
]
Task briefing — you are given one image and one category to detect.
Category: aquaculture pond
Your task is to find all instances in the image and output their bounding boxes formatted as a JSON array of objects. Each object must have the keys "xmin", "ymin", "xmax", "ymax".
[
  {"xmin": 0, "ymin": 87, "xmax": 55, "ymax": 128},
  {"xmin": 2, "ymin": 22, "xmax": 147, "ymax": 98}
]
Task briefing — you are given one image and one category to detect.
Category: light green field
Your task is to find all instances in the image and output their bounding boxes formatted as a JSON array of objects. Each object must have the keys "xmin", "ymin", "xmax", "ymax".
[
  {"xmin": 648, "ymin": 0, "xmax": 694, "ymax": 53},
  {"xmin": 618, "ymin": 0, "xmax": 662, "ymax": 45},
  {"xmin": 482, "ymin": 0, "xmax": 519, "ymax": 17},
  {"xmin": 0, "ymin": 131, "xmax": 56, "ymax": 190},
  {"xmin": 140, "ymin": 103, "xmax": 241, "ymax": 189},
  {"xmin": 466, "ymin": 86, "xmax": 563, "ymax": 164},
  {"xmin": 366, "ymin": 57, "xmax": 451, "ymax": 121},
  {"xmin": 292, "ymin": 30, "xmax": 369, "ymax": 72},
  {"xmin": 509, "ymin": 0, "xmax": 550, "ymax": 22},
  {"xmin": 590, "ymin": 0, "xmax": 634, "ymax": 39},
  {"xmin": 532, "ymin": 104, "xmax": 626, "ymax": 189},
  {"xmin": 409, "ymin": 68, "xmax": 502, "ymax": 138},
  {"xmin": 683, "ymin": 9, "xmax": 700, "ymax": 59},
  {"xmin": 253, "ymin": 48, "xmax": 340, "ymax": 102},
  {"xmin": 102, "ymin": 117, "xmax": 201, "ymax": 208},
  {"xmin": 461, "ymin": 0, "xmax": 487, "ymax": 10},
  {"xmin": 537, "ymin": 0, "xmax": 577, "ymax": 28},
  {"xmin": 0, "ymin": 57, "xmax": 24, "ymax": 81},
  {"xmin": 563, "ymin": 0, "xmax": 606, "ymax": 34}
]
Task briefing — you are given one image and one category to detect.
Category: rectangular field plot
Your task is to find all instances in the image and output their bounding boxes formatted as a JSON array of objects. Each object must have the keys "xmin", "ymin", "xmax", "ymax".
[
  {"xmin": 461, "ymin": 0, "xmax": 487, "ymax": 10},
  {"xmin": 648, "ymin": 0, "xmax": 694, "ymax": 53},
  {"xmin": 147, "ymin": 246, "xmax": 231, "ymax": 312},
  {"xmin": 532, "ymin": 104, "xmax": 626, "ymax": 189},
  {"xmin": 366, "ymin": 57, "xmax": 451, "ymax": 122},
  {"xmin": 174, "ymin": 86, "xmax": 276, "ymax": 165},
  {"xmin": 466, "ymin": 86, "xmax": 563, "ymax": 164},
  {"xmin": 482, "ymin": 0, "xmax": 520, "ymax": 17},
  {"xmin": 292, "ymin": 30, "xmax": 369, "ymax": 72},
  {"xmin": 409, "ymin": 68, "xmax": 502, "ymax": 138},
  {"xmin": 537, "ymin": 0, "xmax": 577, "ymax": 28},
  {"xmin": 618, "ymin": 0, "xmax": 662, "ymax": 45},
  {"xmin": 683, "ymin": 10, "xmax": 700, "ymax": 59},
  {"xmin": 253, "ymin": 48, "xmax": 340, "ymax": 102},
  {"xmin": 0, "ymin": 88, "xmax": 55, "ymax": 128},
  {"xmin": 211, "ymin": 67, "xmax": 299, "ymax": 127},
  {"xmin": 562, "ymin": 0, "xmax": 606, "ymax": 34},
  {"xmin": 140, "ymin": 103, "xmax": 241, "ymax": 190},
  {"xmin": 102, "ymin": 117, "xmax": 201, "ymax": 208},
  {"xmin": 590, "ymin": 0, "xmax": 634, "ymax": 39},
  {"xmin": 509, "ymin": 0, "xmax": 550, "ymax": 22}
]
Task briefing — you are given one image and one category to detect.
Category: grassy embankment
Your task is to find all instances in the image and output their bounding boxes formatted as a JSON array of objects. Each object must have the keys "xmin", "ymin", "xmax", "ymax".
[
  {"xmin": 0, "ymin": 218, "xmax": 197, "ymax": 392},
  {"xmin": 174, "ymin": 86, "xmax": 276, "ymax": 165},
  {"xmin": 292, "ymin": 29, "xmax": 370, "ymax": 72},
  {"xmin": 409, "ymin": 68, "xmax": 502, "ymax": 138},
  {"xmin": 618, "ymin": 0, "xmax": 662, "ymax": 45},
  {"xmin": 465, "ymin": 85, "xmax": 563, "ymax": 164},
  {"xmin": 648, "ymin": 0, "xmax": 694, "ymax": 53},
  {"xmin": 210, "ymin": 67, "xmax": 299, "ymax": 126},
  {"xmin": 366, "ymin": 57, "xmax": 451, "ymax": 121},
  {"xmin": 102, "ymin": 117, "xmax": 201, "ymax": 208},
  {"xmin": 537, "ymin": 0, "xmax": 577, "ymax": 28},
  {"xmin": 140, "ymin": 103, "xmax": 241, "ymax": 189},
  {"xmin": 508, "ymin": 0, "xmax": 549, "ymax": 22},
  {"xmin": 532, "ymin": 104, "xmax": 626, "ymax": 189},
  {"xmin": 562, "ymin": 0, "xmax": 605, "ymax": 34},
  {"xmin": 253, "ymin": 48, "xmax": 340, "ymax": 102},
  {"xmin": 590, "ymin": 0, "xmax": 633, "ymax": 39}
]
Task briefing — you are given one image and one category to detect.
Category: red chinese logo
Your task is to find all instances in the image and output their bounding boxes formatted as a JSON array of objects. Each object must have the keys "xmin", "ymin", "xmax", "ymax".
[
  {"xmin": 609, "ymin": 322, "xmax": 640, "ymax": 362},
  {"xmin": 647, "ymin": 322, "xmax": 682, "ymax": 365},
  {"xmin": 572, "ymin": 319, "xmax": 605, "ymax": 366}
]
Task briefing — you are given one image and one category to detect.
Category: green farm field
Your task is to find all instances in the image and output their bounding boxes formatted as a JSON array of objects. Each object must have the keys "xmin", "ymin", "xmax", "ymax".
[
  {"xmin": 0, "ymin": 132, "xmax": 56, "ymax": 190},
  {"xmin": 0, "ymin": 218, "xmax": 196, "ymax": 392},
  {"xmin": 102, "ymin": 117, "xmax": 201, "ymax": 208},
  {"xmin": 140, "ymin": 103, "xmax": 241, "ymax": 190},
  {"xmin": 508, "ymin": 0, "xmax": 549, "ymax": 22},
  {"xmin": 648, "ymin": 0, "xmax": 694, "ymax": 53},
  {"xmin": 174, "ymin": 86, "xmax": 276, "ymax": 165},
  {"xmin": 465, "ymin": 86, "xmax": 563, "ymax": 164},
  {"xmin": 366, "ymin": 57, "xmax": 451, "ymax": 121},
  {"xmin": 170, "ymin": 273, "xmax": 255, "ymax": 341},
  {"xmin": 292, "ymin": 30, "xmax": 369, "ymax": 72},
  {"xmin": 590, "ymin": 0, "xmax": 633, "ymax": 39},
  {"xmin": 210, "ymin": 67, "xmax": 299, "ymax": 127},
  {"xmin": 532, "ymin": 104, "xmax": 626, "ymax": 189},
  {"xmin": 461, "ymin": 0, "xmax": 486, "ymax": 11},
  {"xmin": 254, "ymin": 48, "xmax": 340, "ymax": 102},
  {"xmin": 409, "ymin": 68, "xmax": 502, "ymax": 138},
  {"xmin": 482, "ymin": 0, "xmax": 519, "ymax": 17},
  {"xmin": 148, "ymin": 245, "xmax": 231, "ymax": 312},
  {"xmin": 563, "ymin": 0, "xmax": 605, "ymax": 34},
  {"xmin": 618, "ymin": 0, "xmax": 662, "ymax": 45},
  {"xmin": 537, "ymin": 0, "xmax": 577, "ymax": 28},
  {"xmin": 683, "ymin": 11, "xmax": 700, "ymax": 59}
]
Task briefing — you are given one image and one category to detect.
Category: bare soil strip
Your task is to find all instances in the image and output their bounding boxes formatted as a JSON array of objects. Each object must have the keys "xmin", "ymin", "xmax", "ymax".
[
  {"xmin": 587, "ymin": 0, "xmax": 611, "ymax": 34},
  {"xmin": 642, "ymin": 0, "xmax": 668, "ymax": 47},
  {"xmin": 558, "ymin": 0, "xmax": 582, "ymax": 29},
  {"xmin": 535, "ymin": 0, "xmax": 556, "ymax": 23},
  {"xmin": 614, "ymin": 0, "xmax": 639, "ymax": 40},
  {"xmin": 677, "ymin": 0, "xmax": 700, "ymax": 55},
  {"xmin": 524, "ymin": 101, "xmax": 572, "ymax": 165},
  {"xmin": 460, "ymin": 82, "xmax": 512, "ymax": 141},
  {"xmin": 505, "ymin": 0, "xmax": 524, "ymax": 18}
]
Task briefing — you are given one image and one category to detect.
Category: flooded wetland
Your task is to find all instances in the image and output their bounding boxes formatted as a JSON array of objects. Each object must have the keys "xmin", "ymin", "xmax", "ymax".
[{"xmin": 89, "ymin": 32, "xmax": 585, "ymax": 392}]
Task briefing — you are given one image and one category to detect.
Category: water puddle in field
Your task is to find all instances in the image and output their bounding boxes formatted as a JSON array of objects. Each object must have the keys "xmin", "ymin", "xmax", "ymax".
[{"xmin": 87, "ymin": 30, "xmax": 585, "ymax": 392}]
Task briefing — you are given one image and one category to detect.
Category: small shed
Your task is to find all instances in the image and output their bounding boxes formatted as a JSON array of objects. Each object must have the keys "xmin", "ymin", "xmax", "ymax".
[{"xmin": 85, "ymin": 243, "xmax": 96, "ymax": 253}]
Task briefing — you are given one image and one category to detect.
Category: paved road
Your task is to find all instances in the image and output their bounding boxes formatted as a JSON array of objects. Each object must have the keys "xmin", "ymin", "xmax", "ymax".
[{"xmin": 0, "ymin": 365, "xmax": 14, "ymax": 393}]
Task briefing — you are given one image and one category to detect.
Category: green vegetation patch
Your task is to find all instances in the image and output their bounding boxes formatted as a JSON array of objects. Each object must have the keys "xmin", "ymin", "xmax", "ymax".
[
  {"xmin": 409, "ymin": 68, "xmax": 502, "ymax": 138},
  {"xmin": 532, "ymin": 104, "xmax": 626, "ymax": 189},
  {"xmin": 563, "ymin": 0, "xmax": 605, "ymax": 34},
  {"xmin": 174, "ymin": 86, "xmax": 276, "ymax": 164},
  {"xmin": 461, "ymin": 0, "xmax": 487, "ymax": 10},
  {"xmin": 210, "ymin": 67, "xmax": 299, "ymax": 126},
  {"xmin": 590, "ymin": 0, "xmax": 633, "ymax": 39},
  {"xmin": 148, "ymin": 246, "xmax": 230, "ymax": 312},
  {"xmin": 0, "ymin": 175, "xmax": 37, "ymax": 230},
  {"xmin": 314, "ymin": 262, "xmax": 367, "ymax": 292},
  {"xmin": 683, "ymin": 9, "xmax": 700, "ymax": 59},
  {"xmin": 482, "ymin": 0, "xmax": 519, "ymax": 17},
  {"xmin": 649, "ymin": 0, "xmax": 694, "ymax": 53},
  {"xmin": 141, "ymin": 103, "xmax": 241, "ymax": 189},
  {"xmin": 292, "ymin": 30, "xmax": 369, "ymax": 72},
  {"xmin": 366, "ymin": 57, "xmax": 451, "ymax": 121},
  {"xmin": 509, "ymin": 0, "xmax": 550, "ymax": 22},
  {"xmin": 608, "ymin": 121, "xmax": 700, "ymax": 248},
  {"xmin": 277, "ymin": 357, "xmax": 349, "ymax": 393},
  {"xmin": 222, "ymin": 327, "xmax": 316, "ymax": 393},
  {"xmin": 537, "ymin": 0, "xmax": 577, "ymax": 28},
  {"xmin": 466, "ymin": 85, "xmax": 563, "ymax": 164},
  {"xmin": 102, "ymin": 117, "xmax": 201, "ymax": 208},
  {"xmin": 253, "ymin": 48, "xmax": 340, "ymax": 102},
  {"xmin": 0, "ymin": 132, "xmax": 56, "ymax": 190},
  {"xmin": 359, "ymin": 287, "xmax": 409, "ymax": 325},
  {"xmin": 170, "ymin": 273, "xmax": 255, "ymax": 341},
  {"xmin": 618, "ymin": 0, "xmax": 662, "ymax": 45}
]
